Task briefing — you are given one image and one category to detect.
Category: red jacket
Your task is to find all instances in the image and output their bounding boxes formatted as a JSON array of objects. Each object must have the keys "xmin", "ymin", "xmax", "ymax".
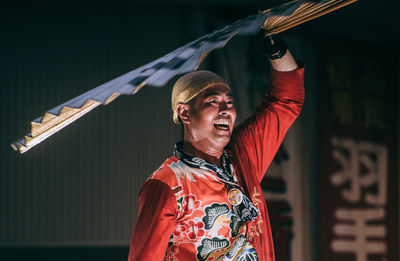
[{"xmin": 128, "ymin": 67, "xmax": 305, "ymax": 261}]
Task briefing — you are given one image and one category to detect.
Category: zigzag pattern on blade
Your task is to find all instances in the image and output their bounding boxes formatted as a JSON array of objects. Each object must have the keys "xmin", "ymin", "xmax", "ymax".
[{"xmin": 11, "ymin": 0, "xmax": 357, "ymax": 153}]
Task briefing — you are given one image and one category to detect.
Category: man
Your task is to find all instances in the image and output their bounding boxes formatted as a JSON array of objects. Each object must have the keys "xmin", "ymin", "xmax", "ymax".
[{"xmin": 128, "ymin": 33, "xmax": 304, "ymax": 261}]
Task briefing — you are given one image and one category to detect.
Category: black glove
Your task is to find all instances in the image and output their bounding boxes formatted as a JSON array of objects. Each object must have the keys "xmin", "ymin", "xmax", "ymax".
[{"xmin": 254, "ymin": 32, "xmax": 287, "ymax": 60}]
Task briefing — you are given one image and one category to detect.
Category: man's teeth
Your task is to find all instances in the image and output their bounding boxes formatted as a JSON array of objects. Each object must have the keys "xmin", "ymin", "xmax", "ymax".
[
  {"xmin": 214, "ymin": 120, "xmax": 229, "ymax": 129},
  {"xmin": 214, "ymin": 120, "xmax": 228, "ymax": 125}
]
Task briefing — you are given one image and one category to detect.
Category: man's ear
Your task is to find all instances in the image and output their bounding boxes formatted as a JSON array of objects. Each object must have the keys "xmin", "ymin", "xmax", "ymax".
[{"xmin": 176, "ymin": 103, "xmax": 191, "ymax": 124}]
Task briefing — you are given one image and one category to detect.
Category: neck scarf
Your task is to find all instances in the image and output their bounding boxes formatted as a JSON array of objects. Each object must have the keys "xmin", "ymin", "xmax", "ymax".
[{"xmin": 174, "ymin": 141, "xmax": 258, "ymax": 222}]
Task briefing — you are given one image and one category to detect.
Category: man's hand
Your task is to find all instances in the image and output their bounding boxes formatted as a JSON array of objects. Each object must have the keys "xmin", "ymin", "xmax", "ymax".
[{"xmin": 255, "ymin": 32, "xmax": 298, "ymax": 72}]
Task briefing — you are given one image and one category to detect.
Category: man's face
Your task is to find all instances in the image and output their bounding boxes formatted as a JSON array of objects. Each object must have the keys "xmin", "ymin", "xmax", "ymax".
[{"xmin": 186, "ymin": 85, "xmax": 236, "ymax": 150}]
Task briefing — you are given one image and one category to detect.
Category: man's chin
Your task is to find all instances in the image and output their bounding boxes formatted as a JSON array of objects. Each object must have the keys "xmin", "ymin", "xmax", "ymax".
[{"xmin": 213, "ymin": 132, "xmax": 232, "ymax": 146}]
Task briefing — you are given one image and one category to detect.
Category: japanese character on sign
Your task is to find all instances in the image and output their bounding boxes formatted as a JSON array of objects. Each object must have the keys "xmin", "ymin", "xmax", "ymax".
[
  {"xmin": 330, "ymin": 137, "xmax": 388, "ymax": 205},
  {"xmin": 331, "ymin": 208, "xmax": 387, "ymax": 261}
]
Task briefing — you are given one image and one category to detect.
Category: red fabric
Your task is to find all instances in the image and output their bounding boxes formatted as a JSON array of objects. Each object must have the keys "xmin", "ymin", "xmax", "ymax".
[
  {"xmin": 229, "ymin": 67, "xmax": 304, "ymax": 261},
  {"xmin": 128, "ymin": 67, "xmax": 304, "ymax": 261},
  {"xmin": 128, "ymin": 179, "xmax": 178, "ymax": 261},
  {"xmin": 135, "ymin": 157, "xmax": 257, "ymax": 260}
]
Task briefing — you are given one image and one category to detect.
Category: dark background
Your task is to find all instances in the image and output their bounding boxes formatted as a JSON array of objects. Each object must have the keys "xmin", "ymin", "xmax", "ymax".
[{"xmin": 1, "ymin": 0, "xmax": 399, "ymax": 260}]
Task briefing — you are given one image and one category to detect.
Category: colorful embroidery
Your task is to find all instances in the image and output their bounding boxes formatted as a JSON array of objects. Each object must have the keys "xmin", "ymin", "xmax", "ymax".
[
  {"xmin": 173, "ymin": 222, "xmax": 187, "ymax": 238},
  {"xmin": 202, "ymin": 203, "xmax": 230, "ymax": 230},
  {"xmin": 173, "ymin": 219, "xmax": 207, "ymax": 240},
  {"xmin": 168, "ymin": 160, "xmax": 220, "ymax": 185},
  {"xmin": 248, "ymin": 187, "xmax": 264, "ymax": 238},
  {"xmin": 164, "ymin": 241, "xmax": 179, "ymax": 261},
  {"xmin": 251, "ymin": 186, "xmax": 262, "ymax": 207},
  {"xmin": 163, "ymin": 157, "xmax": 258, "ymax": 260},
  {"xmin": 174, "ymin": 142, "xmax": 259, "ymax": 222},
  {"xmin": 187, "ymin": 220, "xmax": 206, "ymax": 239},
  {"xmin": 236, "ymin": 251, "xmax": 258, "ymax": 261},
  {"xmin": 229, "ymin": 215, "xmax": 242, "ymax": 237},
  {"xmin": 226, "ymin": 235, "xmax": 247, "ymax": 258},
  {"xmin": 226, "ymin": 235, "xmax": 259, "ymax": 260},
  {"xmin": 196, "ymin": 237, "xmax": 229, "ymax": 261},
  {"xmin": 182, "ymin": 194, "xmax": 201, "ymax": 216}
]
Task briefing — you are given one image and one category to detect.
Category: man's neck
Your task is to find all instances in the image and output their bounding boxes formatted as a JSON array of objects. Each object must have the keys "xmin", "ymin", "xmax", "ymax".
[{"xmin": 182, "ymin": 141, "xmax": 223, "ymax": 167}]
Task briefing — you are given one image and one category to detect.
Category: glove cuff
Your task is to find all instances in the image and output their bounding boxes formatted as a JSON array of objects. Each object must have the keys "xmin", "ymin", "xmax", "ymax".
[{"xmin": 255, "ymin": 33, "xmax": 288, "ymax": 60}]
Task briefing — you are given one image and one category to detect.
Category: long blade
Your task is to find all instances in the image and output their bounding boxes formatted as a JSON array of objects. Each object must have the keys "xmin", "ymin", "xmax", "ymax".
[{"xmin": 11, "ymin": 0, "xmax": 357, "ymax": 153}]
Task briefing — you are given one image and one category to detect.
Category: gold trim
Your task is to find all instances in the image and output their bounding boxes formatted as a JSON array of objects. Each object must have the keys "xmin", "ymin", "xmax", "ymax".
[
  {"xmin": 13, "ymin": 100, "xmax": 100, "ymax": 153},
  {"xmin": 105, "ymin": 92, "xmax": 121, "ymax": 105},
  {"xmin": 262, "ymin": 0, "xmax": 358, "ymax": 35}
]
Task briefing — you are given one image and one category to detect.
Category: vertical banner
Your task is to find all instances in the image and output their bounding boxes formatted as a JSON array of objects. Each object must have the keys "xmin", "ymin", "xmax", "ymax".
[
  {"xmin": 319, "ymin": 40, "xmax": 398, "ymax": 261},
  {"xmin": 261, "ymin": 146, "xmax": 293, "ymax": 261}
]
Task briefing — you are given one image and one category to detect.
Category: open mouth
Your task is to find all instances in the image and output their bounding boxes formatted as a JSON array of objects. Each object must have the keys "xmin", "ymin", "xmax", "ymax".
[{"xmin": 213, "ymin": 120, "xmax": 230, "ymax": 131}]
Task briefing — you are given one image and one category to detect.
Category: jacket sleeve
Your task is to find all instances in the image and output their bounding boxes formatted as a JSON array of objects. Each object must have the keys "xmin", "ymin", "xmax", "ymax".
[
  {"xmin": 230, "ymin": 66, "xmax": 305, "ymax": 183},
  {"xmin": 128, "ymin": 179, "xmax": 177, "ymax": 261}
]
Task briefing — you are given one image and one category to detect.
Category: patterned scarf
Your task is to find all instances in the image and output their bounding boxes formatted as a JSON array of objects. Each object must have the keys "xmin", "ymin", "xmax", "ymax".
[{"xmin": 174, "ymin": 142, "xmax": 259, "ymax": 222}]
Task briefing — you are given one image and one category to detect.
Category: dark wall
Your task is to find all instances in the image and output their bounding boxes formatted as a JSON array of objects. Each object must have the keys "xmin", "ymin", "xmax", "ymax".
[
  {"xmin": 0, "ymin": 0, "xmax": 268, "ymax": 248},
  {"xmin": 1, "ymin": 4, "xmax": 190, "ymax": 246},
  {"xmin": 1, "ymin": 1, "xmax": 399, "ymax": 260}
]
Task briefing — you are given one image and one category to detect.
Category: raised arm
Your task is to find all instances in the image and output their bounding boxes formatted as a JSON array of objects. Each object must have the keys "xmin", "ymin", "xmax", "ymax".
[
  {"xmin": 262, "ymin": 33, "xmax": 298, "ymax": 72},
  {"xmin": 229, "ymin": 33, "xmax": 304, "ymax": 183},
  {"xmin": 270, "ymin": 50, "xmax": 298, "ymax": 72}
]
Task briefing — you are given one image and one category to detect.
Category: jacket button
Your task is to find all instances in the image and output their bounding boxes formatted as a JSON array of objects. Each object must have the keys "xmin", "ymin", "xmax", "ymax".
[{"xmin": 248, "ymin": 236, "xmax": 253, "ymax": 242}]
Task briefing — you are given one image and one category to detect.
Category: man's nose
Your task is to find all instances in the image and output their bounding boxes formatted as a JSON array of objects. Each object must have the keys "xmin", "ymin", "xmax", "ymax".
[{"xmin": 219, "ymin": 102, "xmax": 231, "ymax": 114}]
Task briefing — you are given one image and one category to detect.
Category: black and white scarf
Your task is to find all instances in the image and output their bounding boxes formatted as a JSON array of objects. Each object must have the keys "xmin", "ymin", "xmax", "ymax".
[{"xmin": 174, "ymin": 142, "xmax": 259, "ymax": 222}]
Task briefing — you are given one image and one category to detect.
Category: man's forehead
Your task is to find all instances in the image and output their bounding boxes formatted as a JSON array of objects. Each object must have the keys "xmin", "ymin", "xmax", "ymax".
[{"xmin": 200, "ymin": 85, "xmax": 233, "ymax": 97}]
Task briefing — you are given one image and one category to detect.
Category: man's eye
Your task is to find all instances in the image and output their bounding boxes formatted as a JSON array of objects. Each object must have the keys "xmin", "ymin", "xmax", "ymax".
[
  {"xmin": 227, "ymin": 100, "xmax": 234, "ymax": 104},
  {"xmin": 209, "ymin": 99, "xmax": 218, "ymax": 103}
]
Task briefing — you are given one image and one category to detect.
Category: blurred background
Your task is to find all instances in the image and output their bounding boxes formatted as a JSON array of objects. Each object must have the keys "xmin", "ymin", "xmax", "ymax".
[{"xmin": 1, "ymin": 0, "xmax": 399, "ymax": 260}]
